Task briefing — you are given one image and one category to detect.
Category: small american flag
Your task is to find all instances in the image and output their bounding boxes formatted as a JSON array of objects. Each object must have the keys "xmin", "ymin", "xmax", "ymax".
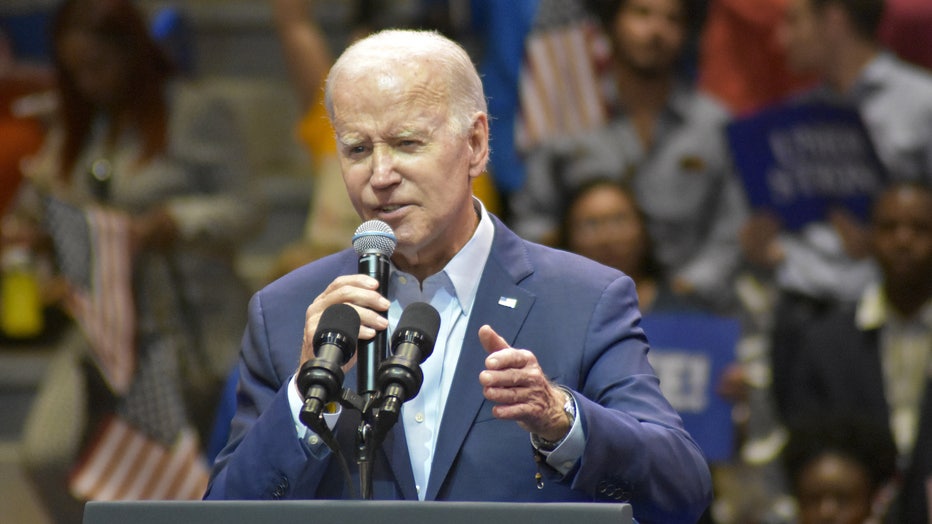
[
  {"xmin": 46, "ymin": 196, "xmax": 211, "ymax": 501},
  {"xmin": 45, "ymin": 197, "xmax": 135, "ymax": 394},
  {"xmin": 516, "ymin": 0, "xmax": 608, "ymax": 150},
  {"xmin": 69, "ymin": 416, "xmax": 210, "ymax": 501}
]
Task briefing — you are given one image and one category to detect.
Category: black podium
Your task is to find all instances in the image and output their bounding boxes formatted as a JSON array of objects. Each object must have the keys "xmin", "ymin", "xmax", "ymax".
[{"xmin": 84, "ymin": 500, "xmax": 633, "ymax": 524}]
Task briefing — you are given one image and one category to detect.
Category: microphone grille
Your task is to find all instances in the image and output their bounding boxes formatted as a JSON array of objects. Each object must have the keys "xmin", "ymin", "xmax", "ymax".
[
  {"xmin": 314, "ymin": 303, "xmax": 360, "ymax": 361},
  {"xmin": 353, "ymin": 220, "xmax": 397, "ymax": 257},
  {"xmin": 393, "ymin": 302, "xmax": 441, "ymax": 362}
]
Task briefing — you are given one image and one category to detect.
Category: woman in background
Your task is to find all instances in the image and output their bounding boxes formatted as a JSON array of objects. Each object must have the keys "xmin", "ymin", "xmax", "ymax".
[
  {"xmin": 560, "ymin": 178, "xmax": 695, "ymax": 313},
  {"xmin": 9, "ymin": 0, "xmax": 263, "ymax": 520}
]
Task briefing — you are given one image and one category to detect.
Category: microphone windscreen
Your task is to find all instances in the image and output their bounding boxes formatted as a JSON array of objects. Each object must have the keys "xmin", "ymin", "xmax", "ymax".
[
  {"xmin": 353, "ymin": 220, "xmax": 397, "ymax": 257},
  {"xmin": 393, "ymin": 302, "xmax": 441, "ymax": 351},
  {"xmin": 314, "ymin": 303, "xmax": 361, "ymax": 361}
]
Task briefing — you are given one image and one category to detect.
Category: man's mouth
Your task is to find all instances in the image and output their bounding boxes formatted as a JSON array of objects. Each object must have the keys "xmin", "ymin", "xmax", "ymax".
[{"xmin": 380, "ymin": 205, "xmax": 402, "ymax": 212}]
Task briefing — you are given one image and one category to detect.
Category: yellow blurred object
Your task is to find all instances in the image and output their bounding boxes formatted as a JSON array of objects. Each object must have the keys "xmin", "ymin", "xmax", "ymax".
[
  {"xmin": 297, "ymin": 94, "xmax": 337, "ymax": 165},
  {"xmin": 472, "ymin": 171, "xmax": 501, "ymax": 217},
  {"xmin": 1, "ymin": 247, "xmax": 43, "ymax": 338}
]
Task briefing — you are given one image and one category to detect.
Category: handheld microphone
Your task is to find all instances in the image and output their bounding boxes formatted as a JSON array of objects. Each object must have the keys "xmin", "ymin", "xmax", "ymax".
[
  {"xmin": 297, "ymin": 303, "xmax": 360, "ymax": 426},
  {"xmin": 376, "ymin": 302, "xmax": 440, "ymax": 420},
  {"xmin": 352, "ymin": 220, "xmax": 396, "ymax": 398}
]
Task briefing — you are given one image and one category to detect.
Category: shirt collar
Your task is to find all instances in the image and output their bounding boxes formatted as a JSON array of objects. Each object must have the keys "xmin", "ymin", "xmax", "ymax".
[
  {"xmin": 442, "ymin": 198, "xmax": 494, "ymax": 317},
  {"xmin": 390, "ymin": 198, "xmax": 493, "ymax": 317},
  {"xmin": 856, "ymin": 281, "xmax": 932, "ymax": 331}
]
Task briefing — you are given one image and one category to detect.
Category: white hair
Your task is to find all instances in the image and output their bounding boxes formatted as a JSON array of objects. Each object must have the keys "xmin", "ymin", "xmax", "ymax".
[{"xmin": 324, "ymin": 29, "xmax": 487, "ymax": 136}]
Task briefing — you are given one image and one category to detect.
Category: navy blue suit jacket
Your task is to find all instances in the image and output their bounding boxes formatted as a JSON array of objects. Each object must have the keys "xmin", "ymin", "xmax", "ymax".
[{"xmin": 206, "ymin": 216, "xmax": 712, "ymax": 523}]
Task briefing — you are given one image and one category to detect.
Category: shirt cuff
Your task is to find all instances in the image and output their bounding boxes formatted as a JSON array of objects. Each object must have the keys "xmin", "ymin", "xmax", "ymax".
[{"xmin": 286, "ymin": 374, "xmax": 342, "ymax": 448}]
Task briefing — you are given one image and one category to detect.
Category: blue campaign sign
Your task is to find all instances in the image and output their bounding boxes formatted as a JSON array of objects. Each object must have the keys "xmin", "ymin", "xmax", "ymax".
[
  {"xmin": 726, "ymin": 100, "xmax": 886, "ymax": 230},
  {"xmin": 641, "ymin": 312, "xmax": 740, "ymax": 463}
]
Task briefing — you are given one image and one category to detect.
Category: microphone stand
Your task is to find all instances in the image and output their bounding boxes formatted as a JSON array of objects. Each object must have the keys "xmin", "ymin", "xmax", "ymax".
[
  {"xmin": 356, "ymin": 419, "xmax": 375, "ymax": 500},
  {"xmin": 338, "ymin": 389, "xmax": 394, "ymax": 500},
  {"xmin": 355, "ymin": 250, "xmax": 390, "ymax": 499}
]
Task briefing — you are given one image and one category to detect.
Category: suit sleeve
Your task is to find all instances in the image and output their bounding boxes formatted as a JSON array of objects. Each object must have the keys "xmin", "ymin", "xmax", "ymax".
[
  {"xmin": 204, "ymin": 291, "xmax": 331, "ymax": 499},
  {"xmin": 569, "ymin": 276, "xmax": 713, "ymax": 523}
]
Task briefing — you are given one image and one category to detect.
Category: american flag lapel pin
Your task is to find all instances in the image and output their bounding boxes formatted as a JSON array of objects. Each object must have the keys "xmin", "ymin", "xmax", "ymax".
[{"xmin": 498, "ymin": 296, "xmax": 517, "ymax": 309}]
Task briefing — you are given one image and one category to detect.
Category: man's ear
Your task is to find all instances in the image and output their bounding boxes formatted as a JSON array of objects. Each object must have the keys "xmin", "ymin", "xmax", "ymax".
[{"xmin": 466, "ymin": 112, "xmax": 490, "ymax": 179}]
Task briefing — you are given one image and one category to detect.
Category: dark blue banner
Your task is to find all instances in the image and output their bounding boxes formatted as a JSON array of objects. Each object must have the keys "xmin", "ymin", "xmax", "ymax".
[
  {"xmin": 641, "ymin": 312, "xmax": 740, "ymax": 463},
  {"xmin": 726, "ymin": 101, "xmax": 886, "ymax": 230}
]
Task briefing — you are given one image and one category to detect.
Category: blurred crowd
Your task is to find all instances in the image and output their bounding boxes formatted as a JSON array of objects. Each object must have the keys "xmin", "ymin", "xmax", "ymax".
[{"xmin": 1, "ymin": 0, "xmax": 931, "ymax": 522}]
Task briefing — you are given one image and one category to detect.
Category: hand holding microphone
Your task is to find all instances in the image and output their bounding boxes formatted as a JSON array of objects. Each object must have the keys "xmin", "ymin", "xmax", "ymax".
[
  {"xmin": 352, "ymin": 220, "xmax": 396, "ymax": 397},
  {"xmin": 297, "ymin": 219, "xmax": 395, "ymax": 375}
]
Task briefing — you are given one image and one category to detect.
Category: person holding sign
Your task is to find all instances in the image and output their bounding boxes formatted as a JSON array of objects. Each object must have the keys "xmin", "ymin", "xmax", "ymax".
[{"xmin": 737, "ymin": 0, "xmax": 932, "ymax": 428}]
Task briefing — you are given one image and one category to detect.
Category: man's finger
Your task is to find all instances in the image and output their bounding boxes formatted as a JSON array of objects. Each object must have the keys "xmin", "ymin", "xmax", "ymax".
[{"xmin": 478, "ymin": 324, "xmax": 509, "ymax": 354}]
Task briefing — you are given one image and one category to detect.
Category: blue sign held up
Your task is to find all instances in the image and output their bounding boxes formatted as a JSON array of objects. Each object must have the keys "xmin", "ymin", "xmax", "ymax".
[
  {"xmin": 726, "ymin": 101, "xmax": 887, "ymax": 230},
  {"xmin": 642, "ymin": 312, "xmax": 741, "ymax": 463}
]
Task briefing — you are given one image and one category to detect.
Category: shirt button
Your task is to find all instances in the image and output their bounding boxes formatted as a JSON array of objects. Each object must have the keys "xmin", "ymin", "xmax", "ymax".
[
  {"xmin": 399, "ymin": 276, "xmax": 408, "ymax": 285},
  {"xmin": 415, "ymin": 412, "xmax": 425, "ymax": 423},
  {"xmin": 308, "ymin": 435, "xmax": 320, "ymax": 445}
]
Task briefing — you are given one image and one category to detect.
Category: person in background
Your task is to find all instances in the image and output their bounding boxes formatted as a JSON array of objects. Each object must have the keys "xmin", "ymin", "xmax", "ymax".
[
  {"xmin": 697, "ymin": 0, "xmax": 816, "ymax": 116},
  {"xmin": 269, "ymin": 0, "xmax": 356, "ymax": 267},
  {"xmin": 559, "ymin": 178, "xmax": 698, "ymax": 314},
  {"xmin": 776, "ymin": 182, "xmax": 932, "ymax": 522},
  {"xmin": 9, "ymin": 0, "xmax": 263, "ymax": 520},
  {"xmin": 781, "ymin": 416, "xmax": 899, "ymax": 524},
  {"xmin": 742, "ymin": 0, "xmax": 932, "ymax": 297},
  {"xmin": 745, "ymin": 0, "xmax": 932, "ymax": 445},
  {"xmin": 777, "ymin": 0, "xmax": 932, "ymax": 185},
  {"xmin": 206, "ymin": 28, "xmax": 712, "ymax": 523},
  {"xmin": 512, "ymin": 0, "xmax": 747, "ymax": 313}
]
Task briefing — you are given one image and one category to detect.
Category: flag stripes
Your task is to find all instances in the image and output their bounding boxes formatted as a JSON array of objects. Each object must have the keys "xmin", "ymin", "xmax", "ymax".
[
  {"xmin": 75, "ymin": 207, "xmax": 135, "ymax": 394},
  {"xmin": 46, "ymin": 198, "xmax": 135, "ymax": 394},
  {"xmin": 69, "ymin": 416, "xmax": 209, "ymax": 501},
  {"xmin": 517, "ymin": 22, "xmax": 606, "ymax": 150}
]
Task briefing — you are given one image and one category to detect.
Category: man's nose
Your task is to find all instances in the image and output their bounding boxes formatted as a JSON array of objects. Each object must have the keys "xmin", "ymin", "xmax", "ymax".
[{"xmin": 370, "ymin": 145, "xmax": 400, "ymax": 187}]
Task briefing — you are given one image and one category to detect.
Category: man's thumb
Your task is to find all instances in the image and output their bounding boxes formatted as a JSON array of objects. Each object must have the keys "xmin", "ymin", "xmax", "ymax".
[{"xmin": 478, "ymin": 324, "xmax": 509, "ymax": 354}]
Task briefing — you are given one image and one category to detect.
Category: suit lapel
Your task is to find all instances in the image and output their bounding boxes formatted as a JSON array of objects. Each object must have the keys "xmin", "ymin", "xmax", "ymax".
[{"xmin": 425, "ymin": 218, "xmax": 536, "ymax": 500}]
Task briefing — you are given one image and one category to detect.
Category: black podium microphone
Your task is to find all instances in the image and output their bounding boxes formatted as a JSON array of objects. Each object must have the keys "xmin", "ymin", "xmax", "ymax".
[
  {"xmin": 377, "ymin": 302, "xmax": 440, "ymax": 420},
  {"xmin": 297, "ymin": 303, "xmax": 360, "ymax": 426},
  {"xmin": 352, "ymin": 220, "xmax": 396, "ymax": 397}
]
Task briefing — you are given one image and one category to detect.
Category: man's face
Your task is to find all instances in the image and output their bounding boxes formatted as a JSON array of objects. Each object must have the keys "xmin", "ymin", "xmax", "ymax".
[
  {"xmin": 330, "ymin": 62, "xmax": 488, "ymax": 273},
  {"xmin": 610, "ymin": 0, "xmax": 686, "ymax": 77},
  {"xmin": 871, "ymin": 186, "xmax": 932, "ymax": 288},
  {"xmin": 779, "ymin": 0, "xmax": 828, "ymax": 74}
]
